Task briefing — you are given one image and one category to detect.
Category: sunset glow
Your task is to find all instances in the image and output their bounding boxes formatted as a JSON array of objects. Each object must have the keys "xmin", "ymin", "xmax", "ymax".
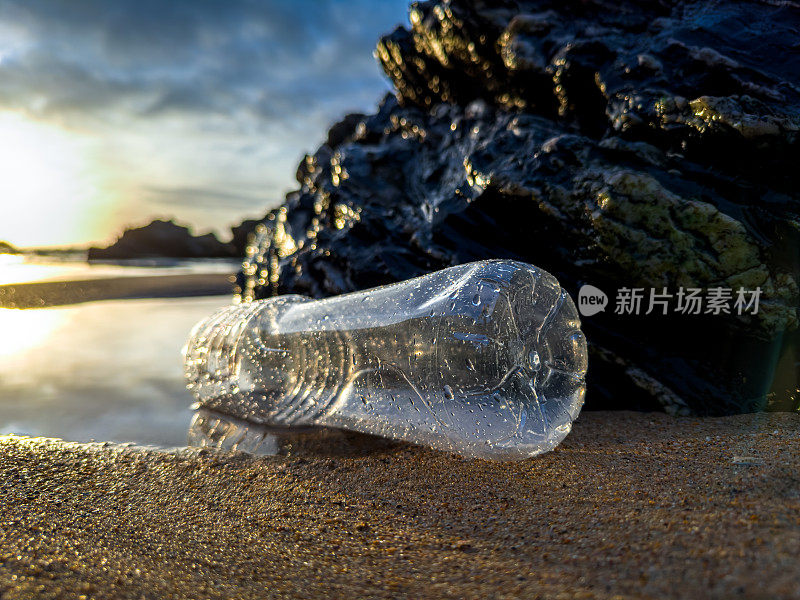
[
  {"xmin": 0, "ymin": 111, "xmax": 114, "ymax": 248},
  {"xmin": 0, "ymin": 2, "xmax": 407, "ymax": 250}
]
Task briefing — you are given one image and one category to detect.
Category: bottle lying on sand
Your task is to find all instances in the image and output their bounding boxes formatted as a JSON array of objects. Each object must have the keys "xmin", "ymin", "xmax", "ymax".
[{"xmin": 184, "ymin": 260, "xmax": 587, "ymax": 460}]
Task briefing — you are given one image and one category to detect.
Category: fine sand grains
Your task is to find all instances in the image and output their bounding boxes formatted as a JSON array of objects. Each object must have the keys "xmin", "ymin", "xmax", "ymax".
[{"xmin": 0, "ymin": 411, "xmax": 798, "ymax": 599}]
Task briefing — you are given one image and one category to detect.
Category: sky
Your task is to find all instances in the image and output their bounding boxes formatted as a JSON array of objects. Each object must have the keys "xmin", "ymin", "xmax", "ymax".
[{"xmin": 0, "ymin": 0, "xmax": 409, "ymax": 248}]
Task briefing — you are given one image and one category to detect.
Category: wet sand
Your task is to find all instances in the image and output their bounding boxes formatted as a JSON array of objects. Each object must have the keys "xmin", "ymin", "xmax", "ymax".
[
  {"xmin": 1, "ymin": 411, "xmax": 798, "ymax": 599},
  {"xmin": 0, "ymin": 274, "xmax": 233, "ymax": 309}
]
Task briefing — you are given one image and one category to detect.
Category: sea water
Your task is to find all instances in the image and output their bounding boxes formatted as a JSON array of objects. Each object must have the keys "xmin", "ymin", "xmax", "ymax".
[{"xmin": 0, "ymin": 256, "xmax": 236, "ymax": 445}]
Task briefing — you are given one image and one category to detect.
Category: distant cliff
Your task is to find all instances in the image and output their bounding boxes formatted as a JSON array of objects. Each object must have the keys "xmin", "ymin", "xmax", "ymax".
[
  {"xmin": 88, "ymin": 219, "xmax": 259, "ymax": 260},
  {"xmin": 0, "ymin": 241, "xmax": 19, "ymax": 254}
]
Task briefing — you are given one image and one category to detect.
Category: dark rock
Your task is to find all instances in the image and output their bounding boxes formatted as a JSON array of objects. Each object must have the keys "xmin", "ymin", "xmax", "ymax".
[
  {"xmin": 326, "ymin": 113, "xmax": 367, "ymax": 148},
  {"xmin": 230, "ymin": 219, "xmax": 262, "ymax": 257},
  {"xmin": 238, "ymin": 0, "xmax": 800, "ymax": 415},
  {"xmin": 88, "ymin": 219, "xmax": 236, "ymax": 260},
  {"xmin": 0, "ymin": 240, "xmax": 19, "ymax": 254}
]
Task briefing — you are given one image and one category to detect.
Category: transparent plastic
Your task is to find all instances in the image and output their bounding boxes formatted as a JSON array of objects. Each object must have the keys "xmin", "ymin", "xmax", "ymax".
[{"xmin": 184, "ymin": 260, "xmax": 587, "ymax": 459}]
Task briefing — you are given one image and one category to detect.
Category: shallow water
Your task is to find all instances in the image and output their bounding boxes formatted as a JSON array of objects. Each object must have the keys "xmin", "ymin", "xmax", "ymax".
[
  {"xmin": 0, "ymin": 292, "xmax": 230, "ymax": 446},
  {"xmin": 0, "ymin": 253, "xmax": 240, "ymax": 285}
]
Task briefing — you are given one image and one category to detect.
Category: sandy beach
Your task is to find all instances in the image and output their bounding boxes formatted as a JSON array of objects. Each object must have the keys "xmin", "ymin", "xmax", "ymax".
[
  {"xmin": 0, "ymin": 273, "xmax": 233, "ymax": 309},
  {"xmin": 1, "ymin": 411, "xmax": 798, "ymax": 599}
]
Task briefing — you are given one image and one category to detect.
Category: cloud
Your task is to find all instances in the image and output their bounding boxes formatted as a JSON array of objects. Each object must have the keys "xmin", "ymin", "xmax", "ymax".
[
  {"xmin": 143, "ymin": 185, "xmax": 271, "ymax": 210},
  {"xmin": 0, "ymin": 50, "xmax": 147, "ymax": 120},
  {"xmin": 0, "ymin": 0, "xmax": 409, "ymax": 244},
  {"xmin": 0, "ymin": 0, "xmax": 408, "ymax": 125}
]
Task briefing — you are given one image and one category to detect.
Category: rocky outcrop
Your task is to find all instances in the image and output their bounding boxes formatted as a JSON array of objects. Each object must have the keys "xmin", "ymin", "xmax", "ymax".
[
  {"xmin": 88, "ymin": 219, "xmax": 237, "ymax": 260},
  {"xmin": 0, "ymin": 241, "xmax": 19, "ymax": 254},
  {"xmin": 230, "ymin": 218, "xmax": 263, "ymax": 257},
  {"xmin": 238, "ymin": 0, "xmax": 800, "ymax": 415}
]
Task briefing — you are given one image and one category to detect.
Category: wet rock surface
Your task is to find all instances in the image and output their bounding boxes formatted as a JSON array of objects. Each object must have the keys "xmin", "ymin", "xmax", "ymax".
[{"xmin": 239, "ymin": 0, "xmax": 800, "ymax": 415}]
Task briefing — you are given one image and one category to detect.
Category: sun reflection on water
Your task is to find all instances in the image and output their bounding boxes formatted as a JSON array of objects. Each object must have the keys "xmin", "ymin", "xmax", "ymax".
[
  {"xmin": 0, "ymin": 306, "xmax": 67, "ymax": 361},
  {"xmin": 0, "ymin": 253, "xmax": 80, "ymax": 286},
  {"xmin": 0, "ymin": 296, "xmax": 225, "ymax": 445}
]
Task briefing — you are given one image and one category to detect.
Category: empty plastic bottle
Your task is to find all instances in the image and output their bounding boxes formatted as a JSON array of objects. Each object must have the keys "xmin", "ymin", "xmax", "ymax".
[{"xmin": 184, "ymin": 260, "xmax": 587, "ymax": 459}]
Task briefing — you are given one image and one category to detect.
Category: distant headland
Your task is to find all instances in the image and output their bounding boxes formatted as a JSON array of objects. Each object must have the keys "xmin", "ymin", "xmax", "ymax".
[{"xmin": 87, "ymin": 218, "xmax": 261, "ymax": 260}]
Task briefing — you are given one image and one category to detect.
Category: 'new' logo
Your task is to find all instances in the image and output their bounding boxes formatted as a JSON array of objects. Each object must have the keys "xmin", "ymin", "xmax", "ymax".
[{"xmin": 578, "ymin": 285, "xmax": 607, "ymax": 316}]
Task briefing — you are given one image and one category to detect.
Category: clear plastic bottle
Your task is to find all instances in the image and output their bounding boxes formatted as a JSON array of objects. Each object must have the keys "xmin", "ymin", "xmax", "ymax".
[{"xmin": 184, "ymin": 260, "xmax": 587, "ymax": 459}]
